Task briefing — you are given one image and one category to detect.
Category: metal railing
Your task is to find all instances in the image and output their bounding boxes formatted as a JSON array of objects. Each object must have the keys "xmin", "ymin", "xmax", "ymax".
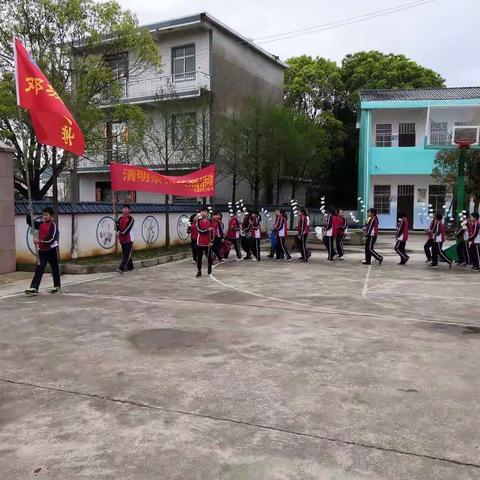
[{"xmin": 119, "ymin": 71, "xmax": 210, "ymax": 101}]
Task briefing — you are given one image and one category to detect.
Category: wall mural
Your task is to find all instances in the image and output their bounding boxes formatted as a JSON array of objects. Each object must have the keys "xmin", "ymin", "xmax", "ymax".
[
  {"xmin": 177, "ymin": 215, "xmax": 190, "ymax": 241},
  {"xmin": 142, "ymin": 215, "xmax": 160, "ymax": 244},
  {"xmin": 96, "ymin": 216, "xmax": 116, "ymax": 249}
]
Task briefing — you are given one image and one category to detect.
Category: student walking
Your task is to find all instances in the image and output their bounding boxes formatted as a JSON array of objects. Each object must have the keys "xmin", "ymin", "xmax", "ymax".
[
  {"xmin": 25, "ymin": 206, "xmax": 61, "ymax": 295},
  {"xmin": 249, "ymin": 211, "xmax": 261, "ymax": 261},
  {"xmin": 455, "ymin": 215, "xmax": 470, "ymax": 267},
  {"xmin": 468, "ymin": 212, "xmax": 480, "ymax": 271},
  {"xmin": 115, "ymin": 204, "xmax": 135, "ymax": 274},
  {"xmin": 430, "ymin": 213, "xmax": 452, "ymax": 269},
  {"xmin": 226, "ymin": 214, "xmax": 242, "ymax": 259},
  {"xmin": 297, "ymin": 208, "xmax": 310, "ymax": 261},
  {"xmin": 323, "ymin": 209, "xmax": 336, "ymax": 261},
  {"xmin": 424, "ymin": 218, "xmax": 435, "ymax": 264},
  {"xmin": 187, "ymin": 214, "xmax": 198, "ymax": 263},
  {"xmin": 335, "ymin": 209, "xmax": 347, "ymax": 259},
  {"xmin": 363, "ymin": 208, "xmax": 383, "ymax": 265},
  {"xmin": 394, "ymin": 212, "xmax": 410, "ymax": 265},
  {"xmin": 195, "ymin": 208, "xmax": 213, "ymax": 277},
  {"xmin": 274, "ymin": 209, "xmax": 291, "ymax": 260}
]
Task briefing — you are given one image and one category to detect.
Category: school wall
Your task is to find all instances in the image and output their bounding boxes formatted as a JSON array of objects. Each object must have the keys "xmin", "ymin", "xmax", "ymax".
[{"xmin": 0, "ymin": 145, "xmax": 16, "ymax": 274}]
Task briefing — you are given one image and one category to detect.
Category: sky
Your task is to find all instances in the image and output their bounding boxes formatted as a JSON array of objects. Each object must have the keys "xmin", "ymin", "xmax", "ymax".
[{"xmin": 115, "ymin": 0, "xmax": 480, "ymax": 87}]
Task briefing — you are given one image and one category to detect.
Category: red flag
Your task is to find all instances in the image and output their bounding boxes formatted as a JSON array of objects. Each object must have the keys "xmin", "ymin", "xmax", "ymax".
[
  {"xmin": 14, "ymin": 38, "xmax": 85, "ymax": 156},
  {"xmin": 110, "ymin": 163, "xmax": 216, "ymax": 197}
]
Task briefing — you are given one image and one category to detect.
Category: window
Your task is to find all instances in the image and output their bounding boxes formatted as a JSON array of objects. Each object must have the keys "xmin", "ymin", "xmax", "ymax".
[
  {"xmin": 105, "ymin": 52, "xmax": 129, "ymax": 80},
  {"xmin": 430, "ymin": 122, "xmax": 449, "ymax": 146},
  {"xmin": 428, "ymin": 185, "xmax": 446, "ymax": 214},
  {"xmin": 373, "ymin": 185, "xmax": 391, "ymax": 214},
  {"xmin": 375, "ymin": 124, "xmax": 392, "ymax": 147},
  {"xmin": 106, "ymin": 122, "xmax": 128, "ymax": 164},
  {"xmin": 95, "ymin": 183, "xmax": 136, "ymax": 203},
  {"xmin": 172, "ymin": 113, "xmax": 197, "ymax": 147},
  {"xmin": 172, "ymin": 45, "xmax": 195, "ymax": 81},
  {"xmin": 398, "ymin": 123, "xmax": 416, "ymax": 147}
]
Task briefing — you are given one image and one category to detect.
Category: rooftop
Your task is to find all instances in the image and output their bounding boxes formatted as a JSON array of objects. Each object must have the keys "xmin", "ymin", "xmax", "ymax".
[
  {"xmin": 141, "ymin": 12, "xmax": 288, "ymax": 69},
  {"xmin": 359, "ymin": 87, "xmax": 480, "ymax": 102}
]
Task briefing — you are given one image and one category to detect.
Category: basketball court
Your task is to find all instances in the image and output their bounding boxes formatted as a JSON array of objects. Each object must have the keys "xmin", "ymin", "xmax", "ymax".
[{"xmin": 0, "ymin": 245, "xmax": 479, "ymax": 479}]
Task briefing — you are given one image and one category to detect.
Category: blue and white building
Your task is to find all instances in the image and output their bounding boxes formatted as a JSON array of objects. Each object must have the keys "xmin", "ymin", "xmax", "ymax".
[{"xmin": 357, "ymin": 87, "xmax": 480, "ymax": 229}]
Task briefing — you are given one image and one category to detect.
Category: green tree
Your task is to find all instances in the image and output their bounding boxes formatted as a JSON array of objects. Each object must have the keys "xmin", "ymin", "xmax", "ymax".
[
  {"xmin": 341, "ymin": 51, "xmax": 445, "ymax": 108},
  {"xmin": 432, "ymin": 149, "xmax": 480, "ymax": 213},
  {"xmin": 285, "ymin": 55, "xmax": 344, "ymax": 120},
  {"xmin": 0, "ymin": 0, "xmax": 161, "ymax": 199}
]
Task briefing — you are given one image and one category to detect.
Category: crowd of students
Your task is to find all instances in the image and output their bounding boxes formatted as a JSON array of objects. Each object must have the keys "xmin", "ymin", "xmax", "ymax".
[{"xmin": 23, "ymin": 202, "xmax": 480, "ymax": 295}]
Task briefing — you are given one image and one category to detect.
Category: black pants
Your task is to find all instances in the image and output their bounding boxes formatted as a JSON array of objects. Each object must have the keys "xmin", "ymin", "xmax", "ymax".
[
  {"xmin": 119, "ymin": 242, "xmax": 134, "ymax": 272},
  {"xmin": 431, "ymin": 242, "xmax": 451, "ymax": 266},
  {"xmin": 197, "ymin": 245, "xmax": 213, "ymax": 274},
  {"xmin": 191, "ymin": 240, "xmax": 198, "ymax": 261},
  {"xmin": 30, "ymin": 248, "xmax": 61, "ymax": 290},
  {"xmin": 249, "ymin": 237, "xmax": 261, "ymax": 260},
  {"xmin": 241, "ymin": 236, "xmax": 251, "ymax": 258},
  {"xmin": 336, "ymin": 234, "xmax": 345, "ymax": 258},
  {"xmin": 457, "ymin": 241, "xmax": 469, "ymax": 265},
  {"xmin": 212, "ymin": 237, "xmax": 222, "ymax": 261},
  {"xmin": 470, "ymin": 243, "xmax": 480, "ymax": 269},
  {"xmin": 323, "ymin": 236, "xmax": 335, "ymax": 260},
  {"xmin": 299, "ymin": 234, "xmax": 309, "ymax": 260},
  {"xmin": 226, "ymin": 237, "xmax": 241, "ymax": 259},
  {"xmin": 365, "ymin": 236, "xmax": 383, "ymax": 264},
  {"xmin": 276, "ymin": 236, "xmax": 291, "ymax": 259},
  {"xmin": 424, "ymin": 238, "xmax": 434, "ymax": 261},
  {"xmin": 395, "ymin": 240, "xmax": 409, "ymax": 264}
]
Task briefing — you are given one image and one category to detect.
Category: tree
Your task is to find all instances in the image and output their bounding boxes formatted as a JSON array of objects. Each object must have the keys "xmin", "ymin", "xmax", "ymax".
[
  {"xmin": 284, "ymin": 55, "xmax": 344, "ymax": 120},
  {"xmin": 0, "ymin": 0, "xmax": 161, "ymax": 200},
  {"xmin": 432, "ymin": 149, "xmax": 480, "ymax": 213},
  {"xmin": 341, "ymin": 51, "xmax": 445, "ymax": 108}
]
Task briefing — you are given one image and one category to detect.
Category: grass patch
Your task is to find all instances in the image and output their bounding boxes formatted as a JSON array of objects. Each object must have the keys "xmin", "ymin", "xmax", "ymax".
[{"xmin": 65, "ymin": 244, "xmax": 191, "ymax": 265}]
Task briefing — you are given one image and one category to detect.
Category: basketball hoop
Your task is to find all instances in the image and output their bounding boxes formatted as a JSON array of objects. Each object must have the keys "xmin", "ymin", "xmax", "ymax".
[{"xmin": 454, "ymin": 138, "xmax": 475, "ymax": 149}]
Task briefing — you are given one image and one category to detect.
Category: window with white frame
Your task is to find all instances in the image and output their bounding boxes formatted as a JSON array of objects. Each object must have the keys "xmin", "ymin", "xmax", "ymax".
[
  {"xmin": 373, "ymin": 185, "xmax": 391, "ymax": 214},
  {"xmin": 375, "ymin": 124, "xmax": 392, "ymax": 147},
  {"xmin": 430, "ymin": 122, "xmax": 449, "ymax": 146},
  {"xmin": 172, "ymin": 45, "xmax": 195, "ymax": 81},
  {"xmin": 105, "ymin": 121, "xmax": 128, "ymax": 164},
  {"xmin": 172, "ymin": 113, "xmax": 197, "ymax": 147},
  {"xmin": 398, "ymin": 122, "xmax": 416, "ymax": 147},
  {"xmin": 428, "ymin": 185, "xmax": 446, "ymax": 214}
]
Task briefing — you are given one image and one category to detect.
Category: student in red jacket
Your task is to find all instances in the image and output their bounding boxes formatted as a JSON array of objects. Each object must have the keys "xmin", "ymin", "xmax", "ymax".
[
  {"xmin": 249, "ymin": 211, "xmax": 261, "ymax": 261},
  {"xmin": 195, "ymin": 207, "xmax": 213, "ymax": 277},
  {"xmin": 187, "ymin": 214, "xmax": 198, "ymax": 262},
  {"xmin": 24, "ymin": 206, "xmax": 61, "ymax": 295},
  {"xmin": 226, "ymin": 214, "xmax": 242, "ymax": 259},
  {"xmin": 468, "ymin": 212, "xmax": 480, "ymax": 271},
  {"xmin": 424, "ymin": 218, "xmax": 435, "ymax": 264},
  {"xmin": 323, "ymin": 208, "xmax": 336, "ymax": 261},
  {"xmin": 335, "ymin": 209, "xmax": 347, "ymax": 260},
  {"xmin": 273, "ymin": 209, "xmax": 291, "ymax": 260},
  {"xmin": 297, "ymin": 208, "xmax": 310, "ymax": 261},
  {"xmin": 115, "ymin": 204, "xmax": 135, "ymax": 274},
  {"xmin": 363, "ymin": 208, "xmax": 383, "ymax": 265},
  {"xmin": 394, "ymin": 212, "xmax": 409, "ymax": 265},
  {"xmin": 430, "ymin": 212, "xmax": 452, "ymax": 269}
]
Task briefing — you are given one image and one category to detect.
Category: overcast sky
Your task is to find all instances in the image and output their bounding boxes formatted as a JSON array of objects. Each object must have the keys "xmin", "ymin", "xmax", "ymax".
[{"xmin": 116, "ymin": 0, "xmax": 479, "ymax": 87}]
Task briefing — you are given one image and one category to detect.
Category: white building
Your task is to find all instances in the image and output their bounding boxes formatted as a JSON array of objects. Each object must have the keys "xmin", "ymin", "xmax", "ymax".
[{"xmin": 77, "ymin": 13, "xmax": 288, "ymax": 205}]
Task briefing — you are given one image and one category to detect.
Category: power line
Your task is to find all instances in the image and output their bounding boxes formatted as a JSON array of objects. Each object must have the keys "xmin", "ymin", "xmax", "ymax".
[{"xmin": 254, "ymin": 0, "xmax": 438, "ymax": 45}]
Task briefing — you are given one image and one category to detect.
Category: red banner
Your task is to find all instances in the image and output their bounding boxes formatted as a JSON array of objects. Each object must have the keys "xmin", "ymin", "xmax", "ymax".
[
  {"xmin": 110, "ymin": 163, "xmax": 216, "ymax": 197},
  {"xmin": 14, "ymin": 38, "xmax": 85, "ymax": 156}
]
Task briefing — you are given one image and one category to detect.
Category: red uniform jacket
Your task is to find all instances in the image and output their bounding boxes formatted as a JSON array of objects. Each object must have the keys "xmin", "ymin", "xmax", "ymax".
[
  {"xmin": 332, "ymin": 214, "xmax": 342, "ymax": 237},
  {"xmin": 432, "ymin": 220, "xmax": 446, "ymax": 243},
  {"xmin": 426, "ymin": 219, "xmax": 434, "ymax": 240},
  {"xmin": 227, "ymin": 217, "xmax": 241, "ymax": 239},
  {"xmin": 364, "ymin": 216, "xmax": 379, "ymax": 237},
  {"xmin": 337, "ymin": 216, "xmax": 347, "ymax": 236},
  {"xmin": 297, "ymin": 215, "xmax": 309, "ymax": 235},
  {"xmin": 117, "ymin": 214, "xmax": 134, "ymax": 244},
  {"xmin": 396, "ymin": 217, "xmax": 409, "ymax": 242},
  {"xmin": 27, "ymin": 217, "xmax": 59, "ymax": 251},
  {"xmin": 249, "ymin": 216, "xmax": 260, "ymax": 238},
  {"xmin": 469, "ymin": 221, "xmax": 480, "ymax": 243},
  {"xmin": 196, "ymin": 218, "xmax": 213, "ymax": 247}
]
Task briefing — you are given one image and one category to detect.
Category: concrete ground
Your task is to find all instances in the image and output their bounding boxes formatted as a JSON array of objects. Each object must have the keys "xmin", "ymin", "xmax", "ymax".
[{"xmin": 0, "ymin": 238, "xmax": 479, "ymax": 479}]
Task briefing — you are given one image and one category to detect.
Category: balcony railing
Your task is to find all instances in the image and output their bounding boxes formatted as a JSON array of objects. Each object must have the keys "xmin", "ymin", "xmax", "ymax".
[{"xmin": 116, "ymin": 72, "xmax": 210, "ymax": 102}]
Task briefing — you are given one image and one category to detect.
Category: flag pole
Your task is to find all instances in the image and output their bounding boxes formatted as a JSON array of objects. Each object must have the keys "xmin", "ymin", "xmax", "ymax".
[{"xmin": 14, "ymin": 36, "xmax": 39, "ymax": 265}]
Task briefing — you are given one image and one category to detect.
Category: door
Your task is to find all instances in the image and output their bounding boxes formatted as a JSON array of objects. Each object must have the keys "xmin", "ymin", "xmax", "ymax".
[{"xmin": 397, "ymin": 185, "xmax": 414, "ymax": 227}]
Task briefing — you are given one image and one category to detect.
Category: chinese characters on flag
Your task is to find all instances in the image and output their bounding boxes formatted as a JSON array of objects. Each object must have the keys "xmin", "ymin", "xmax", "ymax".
[
  {"xmin": 110, "ymin": 163, "xmax": 216, "ymax": 197},
  {"xmin": 14, "ymin": 38, "xmax": 85, "ymax": 156}
]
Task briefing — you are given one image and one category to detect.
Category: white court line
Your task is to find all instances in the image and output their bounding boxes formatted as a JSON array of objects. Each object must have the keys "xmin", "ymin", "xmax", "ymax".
[
  {"xmin": 361, "ymin": 265, "xmax": 371, "ymax": 299},
  {"xmin": 209, "ymin": 260, "xmax": 478, "ymax": 328},
  {"xmin": 0, "ymin": 258, "xmax": 190, "ymax": 301}
]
